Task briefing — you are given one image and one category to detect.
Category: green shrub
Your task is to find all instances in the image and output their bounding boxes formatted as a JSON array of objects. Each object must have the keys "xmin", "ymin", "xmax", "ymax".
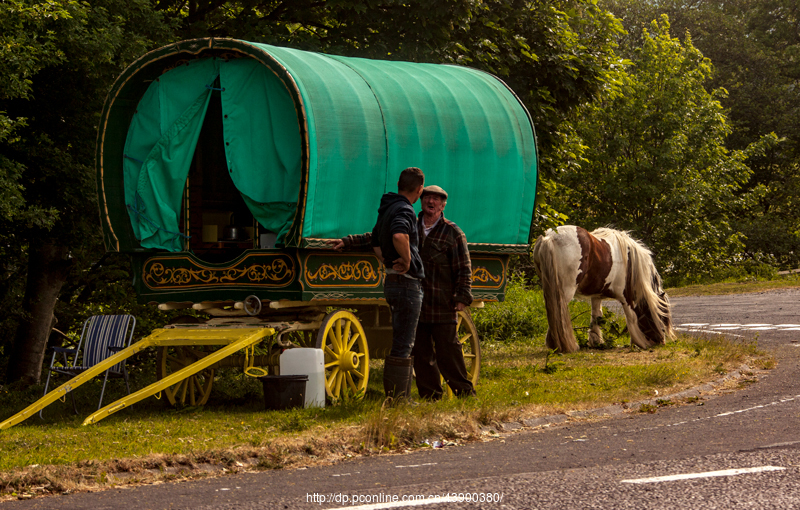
[{"xmin": 472, "ymin": 275, "xmax": 549, "ymax": 342}]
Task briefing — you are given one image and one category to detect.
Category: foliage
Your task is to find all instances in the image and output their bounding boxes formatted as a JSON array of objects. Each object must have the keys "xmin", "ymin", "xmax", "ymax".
[
  {"xmin": 0, "ymin": 0, "xmax": 176, "ymax": 382},
  {"xmin": 0, "ymin": 0, "xmax": 631, "ymax": 382},
  {"xmin": 0, "ymin": 0, "xmax": 70, "ymax": 322},
  {"xmin": 472, "ymin": 275, "xmax": 549, "ymax": 342},
  {"xmin": 553, "ymin": 16, "xmax": 766, "ymax": 281},
  {"xmin": 601, "ymin": 0, "xmax": 800, "ymax": 269}
]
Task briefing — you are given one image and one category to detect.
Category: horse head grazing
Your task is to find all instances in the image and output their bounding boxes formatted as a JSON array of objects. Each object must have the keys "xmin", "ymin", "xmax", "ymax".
[
  {"xmin": 622, "ymin": 247, "xmax": 674, "ymax": 348},
  {"xmin": 533, "ymin": 225, "xmax": 673, "ymax": 353}
]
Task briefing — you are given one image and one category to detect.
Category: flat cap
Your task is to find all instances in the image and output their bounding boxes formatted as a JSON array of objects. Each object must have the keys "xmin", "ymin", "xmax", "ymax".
[{"xmin": 421, "ymin": 185, "xmax": 448, "ymax": 199}]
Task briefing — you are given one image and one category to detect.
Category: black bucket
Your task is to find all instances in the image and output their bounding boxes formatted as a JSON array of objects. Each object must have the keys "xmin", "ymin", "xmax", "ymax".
[{"xmin": 260, "ymin": 375, "xmax": 308, "ymax": 410}]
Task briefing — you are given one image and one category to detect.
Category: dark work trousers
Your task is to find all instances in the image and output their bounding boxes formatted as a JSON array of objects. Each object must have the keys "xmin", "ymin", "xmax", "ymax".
[
  {"xmin": 383, "ymin": 276, "xmax": 423, "ymax": 358},
  {"xmin": 412, "ymin": 322, "xmax": 476, "ymax": 400}
]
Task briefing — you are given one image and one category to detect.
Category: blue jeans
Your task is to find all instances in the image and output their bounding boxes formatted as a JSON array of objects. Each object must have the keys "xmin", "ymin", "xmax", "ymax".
[{"xmin": 384, "ymin": 277, "xmax": 423, "ymax": 358}]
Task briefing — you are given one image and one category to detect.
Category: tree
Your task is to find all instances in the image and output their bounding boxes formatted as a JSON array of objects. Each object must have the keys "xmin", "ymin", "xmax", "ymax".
[
  {"xmin": 554, "ymin": 16, "xmax": 765, "ymax": 282},
  {"xmin": 1, "ymin": 0, "xmax": 626, "ymax": 383},
  {"xmin": 0, "ymin": 0, "xmax": 67, "ymax": 322},
  {"xmin": 601, "ymin": 0, "xmax": 800, "ymax": 269},
  {"xmin": 1, "ymin": 0, "xmax": 173, "ymax": 384}
]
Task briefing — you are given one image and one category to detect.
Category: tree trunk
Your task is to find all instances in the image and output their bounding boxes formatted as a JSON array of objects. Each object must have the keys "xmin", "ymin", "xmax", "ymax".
[{"xmin": 6, "ymin": 240, "xmax": 73, "ymax": 385}]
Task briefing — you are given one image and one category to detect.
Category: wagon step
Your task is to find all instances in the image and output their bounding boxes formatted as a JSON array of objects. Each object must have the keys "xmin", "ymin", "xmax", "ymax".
[{"xmin": 0, "ymin": 327, "xmax": 274, "ymax": 430}]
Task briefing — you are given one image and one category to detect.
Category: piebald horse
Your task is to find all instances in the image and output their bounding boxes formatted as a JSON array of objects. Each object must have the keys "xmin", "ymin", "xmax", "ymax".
[{"xmin": 532, "ymin": 226, "xmax": 674, "ymax": 353}]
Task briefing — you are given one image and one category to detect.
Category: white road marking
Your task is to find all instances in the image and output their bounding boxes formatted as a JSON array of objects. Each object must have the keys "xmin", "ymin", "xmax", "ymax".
[
  {"xmin": 395, "ymin": 462, "xmax": 437, "ymax": 468},
  {"xmin": 633, "ymin": 395, "xmax": 800, "ymax": 432},
  {"xmin": 759, "ymin": 440, "xmax": 800, "ymax": 449},
  {"xmin": 674, "ymin": 320, "xmax": 800, "ymax": 335},
  {"xmin": 621, "ymin": 466, "xmax": 785, "ymax": 484},
  {"xmin": 675, "ymin": 327, "xmax": 742, "ymax": 337},
  {"xmin": 327, "ymin": 496, "xmax": 463, "ymax": 510}
]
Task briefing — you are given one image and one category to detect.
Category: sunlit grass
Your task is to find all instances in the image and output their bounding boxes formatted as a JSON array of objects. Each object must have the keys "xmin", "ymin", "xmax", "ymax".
[
  {"xmin": 0, "ymin": 327, "xmax": 770, "ymax": 502},
  {"xmin": 667, "ymin": 272, "xmax": 800, "ymax": 297},
  {"xmin": 0, "ymin": 280, "xmax": 776, "ymax": 499}
]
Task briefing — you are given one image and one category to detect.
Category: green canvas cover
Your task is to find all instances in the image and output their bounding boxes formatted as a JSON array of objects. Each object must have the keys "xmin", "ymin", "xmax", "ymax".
[{"xmin": 116, "ymin": 40, "xmax": 537, "ymax": 252}]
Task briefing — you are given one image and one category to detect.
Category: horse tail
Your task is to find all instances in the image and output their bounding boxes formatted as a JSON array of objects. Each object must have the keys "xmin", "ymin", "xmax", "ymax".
[
  {"xmin": 613, "ymin": 232, "xmax": 674, "ymax": 342},
  {"xmin": 533, "ymin": 233, "xmax": 580, "ymax": 353}
]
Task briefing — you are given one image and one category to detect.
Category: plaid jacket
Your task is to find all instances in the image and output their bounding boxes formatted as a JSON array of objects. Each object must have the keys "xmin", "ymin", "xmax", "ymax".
[
  {"xmin": 341, "ymin": 213, "xmax": 473, "ymax": 323},
  {"xmin": 416, "ymin": 213, "xmax": 472, "ymax": 323}
]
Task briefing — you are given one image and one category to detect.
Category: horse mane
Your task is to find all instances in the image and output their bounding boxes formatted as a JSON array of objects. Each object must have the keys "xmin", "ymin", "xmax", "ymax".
[{"xmin": 591, "ymin": 228, "xmax": 674, "ymax": 340}]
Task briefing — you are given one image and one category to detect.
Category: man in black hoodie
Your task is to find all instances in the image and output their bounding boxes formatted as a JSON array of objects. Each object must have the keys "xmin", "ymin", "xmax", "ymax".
[{"xmin": 333, "ymin": 167, "xmax": 425, "ymax": 398}]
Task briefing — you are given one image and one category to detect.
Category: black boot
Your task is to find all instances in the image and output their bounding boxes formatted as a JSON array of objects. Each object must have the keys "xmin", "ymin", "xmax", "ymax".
[{"xmin": 384, "ymin": 356, "xmax": 414, "ymax": 399}]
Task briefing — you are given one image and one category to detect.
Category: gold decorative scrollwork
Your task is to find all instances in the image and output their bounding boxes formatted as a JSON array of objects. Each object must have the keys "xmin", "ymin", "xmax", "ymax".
[
  {"xmin": 144, "ymin": 259, "xmax": 294, "ymax": 289},
  {"xmin": 472, "ymin": 267, "xmax": 502, "ymax": 285},
  {"xmin": 306, "ymin": 261, "xmax": 379, "ymax": 284}
]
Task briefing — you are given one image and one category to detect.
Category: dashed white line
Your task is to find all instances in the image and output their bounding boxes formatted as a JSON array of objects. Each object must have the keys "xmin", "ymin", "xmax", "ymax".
[
  {"xmin": 634, "ymin": 395, "xmax": 800, "ymax": 432},
  {"xmin": 621, "ymin": 466, "xmax": 785, "ymax": 484}
]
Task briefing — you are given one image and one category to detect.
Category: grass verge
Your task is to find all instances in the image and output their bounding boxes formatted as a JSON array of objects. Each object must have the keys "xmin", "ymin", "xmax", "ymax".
[
  {"xmin": 0, "ymin": 328, "xmax": 772, "ymax": 501},
  {"xmin": 667, "ymin": 272, "xmax": 800, "ymax": 297}
]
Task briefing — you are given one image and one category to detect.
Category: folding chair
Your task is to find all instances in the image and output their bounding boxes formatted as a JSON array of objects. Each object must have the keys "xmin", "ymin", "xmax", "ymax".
[{"xmin": 40, "ymin": 315, "xmax": 137, "ymax": 418}]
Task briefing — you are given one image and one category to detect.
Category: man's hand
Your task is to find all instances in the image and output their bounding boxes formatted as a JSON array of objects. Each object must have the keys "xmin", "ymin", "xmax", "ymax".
[
  {"xmin": 391, "ymin": 233, "xmax": 412, "ymax": 274},
  {"xmin": 455, "ymin": 302, "xmax": 466, "ymax": 312},
  {"xmin": 392, "ymin": 257, "xmax": 410, "ymax": 274},
  {"xmin": 329, "ymin": 239, "xmax": 345, "ymax": 251}
]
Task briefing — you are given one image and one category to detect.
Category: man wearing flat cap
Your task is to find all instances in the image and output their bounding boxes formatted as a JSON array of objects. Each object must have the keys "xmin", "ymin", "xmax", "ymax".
[
  {"xmin": 331, "ymin": 182, "xmax": 475, "ymax": 400},
  {"xmin": 413, "ymin": 184, "xmax": 475, "ymax": 399}
]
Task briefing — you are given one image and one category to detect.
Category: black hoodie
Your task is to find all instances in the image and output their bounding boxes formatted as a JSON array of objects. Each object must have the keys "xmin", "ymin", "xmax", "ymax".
[{"xmin": 370, "ymin": 192, "xmax": 425, "ymax": 280}]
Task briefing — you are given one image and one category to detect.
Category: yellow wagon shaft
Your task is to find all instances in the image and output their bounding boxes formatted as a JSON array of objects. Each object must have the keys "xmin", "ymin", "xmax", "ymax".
[{"xmin": 0, "ymin": 327, "xmax": 274, "ymax": 430}]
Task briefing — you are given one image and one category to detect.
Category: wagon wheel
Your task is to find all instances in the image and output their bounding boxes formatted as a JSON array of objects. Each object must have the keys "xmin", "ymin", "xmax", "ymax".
[
  {"xmin": 457, "ymin": 309, "xmax": 481, "ymax": 385},
  {"xmin": 156, "ymin": 346, "xmax": 215, "ymax": 406},
  {"xmin": 316, "ymin": 311, "xmax": 369, "ymax": 400},
  {"xmin": 441, "ymin": 309, "xmax": 481, "ymax": 397}
]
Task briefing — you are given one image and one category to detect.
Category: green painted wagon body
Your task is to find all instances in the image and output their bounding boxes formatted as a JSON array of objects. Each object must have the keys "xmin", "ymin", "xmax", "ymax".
[{"xmin": 96, "ymin": 38, "xmax": 538, "ymax": 306}]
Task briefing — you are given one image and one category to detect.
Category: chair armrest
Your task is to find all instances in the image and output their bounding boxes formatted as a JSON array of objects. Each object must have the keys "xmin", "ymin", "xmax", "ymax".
[{"xmin": 51, "ymin": 346, "xmax": 78, "ymax": 354}]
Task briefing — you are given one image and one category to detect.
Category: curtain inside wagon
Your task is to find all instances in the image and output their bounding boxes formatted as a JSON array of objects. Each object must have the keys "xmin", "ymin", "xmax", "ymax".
[
  {"xmin": 123, "ymin": 57, "xmax": 301, "ymax": 251},
  {"xmin": 123, "ymin": 58, "xmax": 218, "ymax": 251},
  {"xmin": 219, "ymin": 59, "xmax": 301, "ymax": 243}
]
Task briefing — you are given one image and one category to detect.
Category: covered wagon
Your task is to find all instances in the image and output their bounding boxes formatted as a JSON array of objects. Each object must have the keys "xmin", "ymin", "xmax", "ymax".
[{"xmin": 3, "ymin": 38, "xmax": 537, "ymax": 428}]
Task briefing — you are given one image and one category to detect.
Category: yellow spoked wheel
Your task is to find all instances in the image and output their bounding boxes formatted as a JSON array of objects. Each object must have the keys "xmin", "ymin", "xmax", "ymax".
[
  {"xmin": 442, "ymin": 309, "xmax": 482, "ymax": 397},
  {"xmin": 316, "ymin": 311, "xmax": 369, "ymax": 400},
  {"xmin": 457, "ymin": 309, "xmax": 481, "ymax": 385},
  {"xmin": 156, "ymin": 346, "xmax": 215, "ymax": 406}
]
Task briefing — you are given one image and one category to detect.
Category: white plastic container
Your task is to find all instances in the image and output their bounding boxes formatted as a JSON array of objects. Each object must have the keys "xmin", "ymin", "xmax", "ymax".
[{"xmin": 280, "ymin": 348, "xmax": 325, "ymax": 408}]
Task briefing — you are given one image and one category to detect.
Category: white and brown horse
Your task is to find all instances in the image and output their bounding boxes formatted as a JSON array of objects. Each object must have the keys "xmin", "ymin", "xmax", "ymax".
[{"xmin": 532, "ymin": 226, "xmax": 674, "ymax": 353}]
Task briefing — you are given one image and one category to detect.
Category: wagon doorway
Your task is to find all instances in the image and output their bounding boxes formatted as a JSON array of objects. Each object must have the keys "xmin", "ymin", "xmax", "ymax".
[
  {"xmin": 184, "ymin": 88, "xmax": 256, "ymax": 263},
  {"xmin": 122, "ymin": 56, "xmax": 302, "ymax": 263}
]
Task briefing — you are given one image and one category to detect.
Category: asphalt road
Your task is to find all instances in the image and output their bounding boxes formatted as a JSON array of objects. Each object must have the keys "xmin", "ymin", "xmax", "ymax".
[{"xmin": 4, "ymin": 288, "xmax": 800, "ymax": 510}]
